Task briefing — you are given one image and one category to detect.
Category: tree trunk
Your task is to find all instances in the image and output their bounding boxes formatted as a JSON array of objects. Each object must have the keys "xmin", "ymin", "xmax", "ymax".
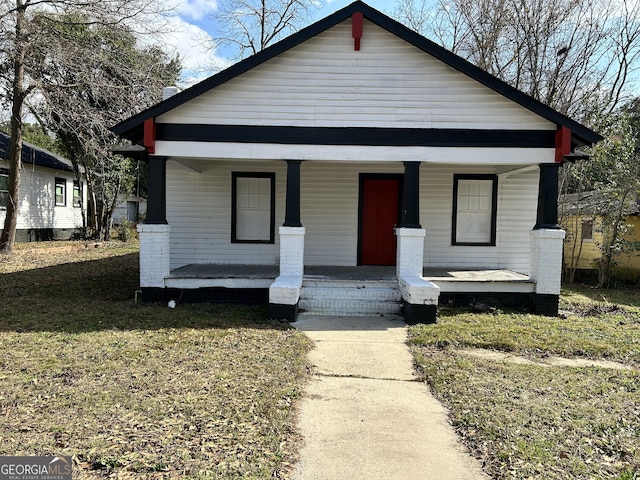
[{"xmin": 0, "ymin": 1, "xmax": 27, "ymax": 254}]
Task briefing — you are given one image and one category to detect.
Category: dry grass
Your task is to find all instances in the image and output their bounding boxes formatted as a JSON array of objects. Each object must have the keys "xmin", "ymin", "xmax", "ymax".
[
  {"xmin": 0, "ymin": 242, "xmax": 312, "ymax": 479},
  {"xmin": 415, "ymin": 349, "xmax": 639, "ymax": 480},
  {"xmin": 410, "ymin": 286, "xmax": 640, "ymax": 479}
]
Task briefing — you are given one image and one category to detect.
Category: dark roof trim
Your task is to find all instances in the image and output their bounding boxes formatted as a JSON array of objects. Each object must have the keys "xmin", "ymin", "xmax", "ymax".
[
  {"xmin": 111, "ymin": 1, "xmax": 602, "ymax": 147},
  {"xmin": 157, "ymin": 123, "xmax": 557, "ymax": 148},
  {"xmin": 0, "ymin": 131, "xmax": 76, "ymax": 173}
]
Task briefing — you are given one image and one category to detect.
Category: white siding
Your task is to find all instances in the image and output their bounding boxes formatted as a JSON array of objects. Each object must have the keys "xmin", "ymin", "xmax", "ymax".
[
  {"xmin": 422, "ymin": 165, "xmax": 537, "ymax": 274},
  {"xmin": 157, "ymin": 20, "xmax": 554, "ymax": 132},
  {"xmin": 0, "ymin": 161, "xmax": 84, "ymax": 232},
  {"xmin": 167, "ymin": 160, "xmax": 537, "ymax": 273},
  {"xmin": 167, "ymin": 160, "xmax": 285, "ymax": 269}
]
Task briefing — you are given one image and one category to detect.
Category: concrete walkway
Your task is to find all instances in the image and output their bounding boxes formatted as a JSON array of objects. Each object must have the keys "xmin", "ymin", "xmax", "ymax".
[{"xmin": 291, "ymin": 315, "xmax": 488, "ymax": 480}]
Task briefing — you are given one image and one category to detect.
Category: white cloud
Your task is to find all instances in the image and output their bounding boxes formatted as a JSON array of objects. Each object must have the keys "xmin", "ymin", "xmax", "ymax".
[
  {"xmin": 142, "ymin": 13, "xmax": 231, "ymax": 88},
  {"xmin": 175, "ymin": 0, "xmax": 219, "ymax": 21},
  {"xmin": 123, "ymin": 0, "xmax": 229, "ymax": 87},
  {"xmin": 162, "ymin": 16, "xmax": 222, "ymax": 84}
]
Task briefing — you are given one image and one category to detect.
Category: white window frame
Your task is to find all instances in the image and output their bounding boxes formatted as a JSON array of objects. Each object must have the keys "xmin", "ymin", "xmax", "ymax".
[
  {"xmin": 73, "ymin": 180, "xmax": 82, "ymax": 208},
  {"xmin": 55, "ymin": 177, "xmax": 66, "ymax": 206}
]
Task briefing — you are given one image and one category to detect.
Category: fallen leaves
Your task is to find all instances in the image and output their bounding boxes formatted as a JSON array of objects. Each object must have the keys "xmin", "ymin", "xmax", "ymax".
[
  {"xmin": 414, "ymin": 348, "xmax": 640, "ymax": 479},
  {"xmin": 0, "ymin": 244, "xmax": 313, "ymax": 479}
]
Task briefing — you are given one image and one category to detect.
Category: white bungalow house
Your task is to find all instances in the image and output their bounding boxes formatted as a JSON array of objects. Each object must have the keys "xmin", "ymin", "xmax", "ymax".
[
  {"xmin": 0, "ymin": 131, "xmax": 86, "ymax": 242},
  {"xmin": 112, "ymin": 1, "xmax": 601, "ymax": 323}
]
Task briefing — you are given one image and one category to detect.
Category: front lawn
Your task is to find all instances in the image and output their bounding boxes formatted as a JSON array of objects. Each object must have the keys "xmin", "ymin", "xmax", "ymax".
[
  {"xmin": 410, "ymin": 286, "xmax": 640, "ymax": 479},
  {"xmin": 0, "ymin": 242, "xmax": 312, "ymax": 479}
]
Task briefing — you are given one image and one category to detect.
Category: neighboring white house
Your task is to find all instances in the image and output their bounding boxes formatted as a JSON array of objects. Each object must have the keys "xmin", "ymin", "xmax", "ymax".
[
  {"xmin": 0, "ymin": 131, "xmax": 86, "ymax": 242},
  {"xmin": 112, "ymin": 1, "xmax": 601, "ymax": 323}
]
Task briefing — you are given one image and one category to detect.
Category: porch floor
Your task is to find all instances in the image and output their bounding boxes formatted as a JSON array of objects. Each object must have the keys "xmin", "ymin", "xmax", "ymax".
[{"xmin": 168, "ymin": 264, "xmax": 530, "ymax": 283}]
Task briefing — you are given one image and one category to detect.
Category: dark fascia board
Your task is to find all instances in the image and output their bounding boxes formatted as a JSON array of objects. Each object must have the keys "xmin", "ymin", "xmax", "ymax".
[
  {"xmin": 0, "ymin": 130, "xmax": 78, "ymax": 173},
  {"xmin": 111, "ymin": 0, "xmax": 602, "ymax": 147},
  {"xmin": 157, "ymin": 123, "xmax": 557, "ymax": 147}
]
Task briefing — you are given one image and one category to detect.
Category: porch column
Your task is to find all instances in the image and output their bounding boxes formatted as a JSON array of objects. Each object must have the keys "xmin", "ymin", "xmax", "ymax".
[
  {"xmin": 269, "ymin": 160, "xmax": 305, "ymax": 321},
  {"xmin": 400, "ymin": 161, "xmax": 421, "ymax": 228},
  {"xmin": 283, "ymin": 160, "xmax": 302, "ymax": 227},
  {"xmin": 534, "ymin": 163, "xmax": 561, "ymax": 229},
  {"xmin": 145, "ymin": 155, "xmax": 168, "ymax": 224},
  {"xmin": 137, "ymin": 155, "xmax": 170, "ymax": 299},
  {"xmin": 530, "ymin": 163, "xmax": 564, "ymax": 316},
  {"xmin": 397, "ymin": 161, "xmax": 424, "ymax": 274},
  {"xmin": 395, "ymin": 161, "xmax": 439, "ymax": 324}
]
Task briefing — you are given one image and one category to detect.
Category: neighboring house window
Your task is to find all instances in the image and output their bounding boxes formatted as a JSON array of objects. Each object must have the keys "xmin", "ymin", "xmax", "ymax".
[
  {"xmin": 73, "ymin": 180, "xmax": 82, "ymax": 208},
  {"xmin": 0, "ymin": 168, "xmax": 8, "ymax": 209},
  {"xmin": 581, "ymin": 219, "xmax": 593, "ymax": 241},
  {"xmin": 55, "ymin": 178, "xmax": 66, "ymax": 206},
  {"xmin": 452, "ymin": 174, "xmax": 498, "ymax": 245},
  {"xmin": 231, "ymin": 172, "xmax": 275, "ymax": 243}
]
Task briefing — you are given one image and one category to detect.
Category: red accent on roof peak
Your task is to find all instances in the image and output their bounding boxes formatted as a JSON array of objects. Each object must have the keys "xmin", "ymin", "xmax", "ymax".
[{"xmin": 352, "ymin": 11, "xmax": 363, "ymax": 50}]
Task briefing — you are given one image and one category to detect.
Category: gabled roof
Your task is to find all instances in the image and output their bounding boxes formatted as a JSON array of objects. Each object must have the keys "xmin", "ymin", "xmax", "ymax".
[
  {"xmin": 112, "ymin": 0, "xmax": 602, "ymax": 148},
  {"xmin": 0, "ymin": 131, "xmax": 75, "ymax": 173}
]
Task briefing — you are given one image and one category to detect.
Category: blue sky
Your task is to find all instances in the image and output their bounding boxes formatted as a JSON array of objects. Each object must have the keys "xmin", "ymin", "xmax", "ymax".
[{"xmin": 166, "ymin": 0, "xmax": 401, "ymax": 85}]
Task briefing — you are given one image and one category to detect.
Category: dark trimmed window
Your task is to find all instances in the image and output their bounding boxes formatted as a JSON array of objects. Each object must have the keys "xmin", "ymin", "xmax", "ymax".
[
  {"xmin": 55, "ymin": 178, "xmax": 66, "ymax": 206},
  {"xmin": 73, "ymin": 180, "xmax": 82, "ymax": 208},
  {"xmin": 581, "ymin": 219, "xmax": 593, "ymax": 241},
  {"xmin": 231, "ymin": 172, "xmax": 275, "ymax": 243},
  {"xmin": 452, "ymin": 174, "xmax": 498, "ymax": 246},
  {"xmin": 0, "ymin": 168, "xmax": 8, "ymax": 209}
]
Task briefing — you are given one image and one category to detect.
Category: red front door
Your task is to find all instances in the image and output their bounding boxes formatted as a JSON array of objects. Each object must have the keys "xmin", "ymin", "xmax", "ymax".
[{"xmin": 360, "ymin": 178, "xmax": 401, "ymax": 265}]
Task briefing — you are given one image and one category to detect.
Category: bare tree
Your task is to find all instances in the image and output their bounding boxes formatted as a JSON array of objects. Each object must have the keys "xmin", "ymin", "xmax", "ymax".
[
  {"xmin": 30, "ymin": 12, "xmax": 180, "ymax": 240},
  {"xmin": 0, "ymin": 0, "xmax": 174, "ymax": 253},
  {"xmin": 212, "ymin": 0, "xmax": 323, "ymax": 60},
  {"xmin": 393, "ymin": 0, "xmax": 640, "ymax": 120}
]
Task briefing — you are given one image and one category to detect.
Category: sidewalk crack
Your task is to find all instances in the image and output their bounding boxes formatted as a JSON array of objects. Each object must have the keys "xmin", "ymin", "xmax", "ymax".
[{"xmin": 313, "ymin": 372, "xmax": 420, "ymax": 382}]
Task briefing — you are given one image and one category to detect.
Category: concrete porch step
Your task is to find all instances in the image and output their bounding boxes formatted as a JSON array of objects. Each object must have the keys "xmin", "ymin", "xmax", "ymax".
[{"xmin": 299, "ymin": 279, "xmax": 402, "ymax": 316}]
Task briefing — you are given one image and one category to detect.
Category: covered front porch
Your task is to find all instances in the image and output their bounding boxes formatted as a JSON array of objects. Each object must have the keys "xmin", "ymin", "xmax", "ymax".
[
  {"xmin": 137, "ymin": 155, "xmax": 566, "ymax": 323},
  {"xmin": 159, "ymin": 263, "xmax": 535, "ymax": 321}
]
